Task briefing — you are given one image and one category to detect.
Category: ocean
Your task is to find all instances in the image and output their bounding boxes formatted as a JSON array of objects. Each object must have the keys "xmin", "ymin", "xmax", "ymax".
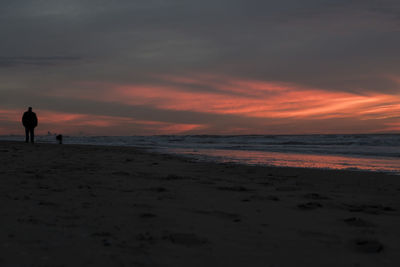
[{"xmin": 1, "ymin": 134, "xmax": 399, "ymax": 174}]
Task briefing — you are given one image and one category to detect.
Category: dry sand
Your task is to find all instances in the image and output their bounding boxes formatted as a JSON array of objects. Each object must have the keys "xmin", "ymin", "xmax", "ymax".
[{"xmin": 0, "ymin": 141, "xmax": 399, "ymax": 267}]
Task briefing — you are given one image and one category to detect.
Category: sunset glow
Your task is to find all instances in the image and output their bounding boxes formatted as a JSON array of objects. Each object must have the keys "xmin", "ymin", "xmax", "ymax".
[
  {"xmin": 1, "ymin": 1, "xmax": 399, "ymax": 135},
  {"xmin": 1, "ymin": 73, "xmax": 399, "ymax": 135},
  {"xmin": 0, "ymin": 109, "xmax": 207, "ymax": 135},
  {"xmin": 103, "ymin": 76, "xmax": 400, "ymax": 121}
]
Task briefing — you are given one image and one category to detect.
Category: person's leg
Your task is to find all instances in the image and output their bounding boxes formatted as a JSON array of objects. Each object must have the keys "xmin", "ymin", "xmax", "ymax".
[
  {"xmin": 30, "ymin": 128, "xmax": 35, "ymax": 143},
  {"xmin": 25, "ymin": 128, "xmax": 29, "ymax": 143}
]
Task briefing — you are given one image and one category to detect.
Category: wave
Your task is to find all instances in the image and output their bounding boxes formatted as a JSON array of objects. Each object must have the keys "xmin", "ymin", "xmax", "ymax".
[{"xmin": 1, "ymin": 134, "xmax": 399, "ymax": 158}]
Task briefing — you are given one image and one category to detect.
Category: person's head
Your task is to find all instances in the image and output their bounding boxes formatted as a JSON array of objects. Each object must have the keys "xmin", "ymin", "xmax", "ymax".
[{"xmin": 28, "ymin": 107, "xmax": 32, "ymax": 111}]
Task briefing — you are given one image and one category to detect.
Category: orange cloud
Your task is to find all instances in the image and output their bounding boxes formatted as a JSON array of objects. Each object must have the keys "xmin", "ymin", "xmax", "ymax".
[
  {"xmin": 381, "ymin": 122, "xmax": 400, "ymax": 132},
  {"xmin": 97, "ymin": 75, "xmax": 400, "ymax": 124},
  {"xmin": 4, "ymin": 74, "xmax": 399, "ymax": 135},
  {"xmin": 0, "ymin": 109, "xmax": 206, "ymax": 135}
]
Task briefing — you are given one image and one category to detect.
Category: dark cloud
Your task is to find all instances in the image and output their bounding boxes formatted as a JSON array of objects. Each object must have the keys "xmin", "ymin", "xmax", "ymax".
[
  {"xmin": 1, "ymin": 1, "xmax": 399, "ymax": 80},
  {"xmin": 0, "ymin": 56, "xmax": 81, "ymax": 68}
]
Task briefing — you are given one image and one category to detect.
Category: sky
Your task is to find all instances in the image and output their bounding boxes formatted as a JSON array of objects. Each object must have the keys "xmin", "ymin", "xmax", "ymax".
[{"xmin": 0, "ymin": 0, "xmax": 399, "ymax": 135}]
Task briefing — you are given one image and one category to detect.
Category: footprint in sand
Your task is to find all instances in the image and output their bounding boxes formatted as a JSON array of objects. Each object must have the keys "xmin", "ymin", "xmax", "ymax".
[
  {"xmin": 344, "ymin": 217, "xmax": 375, "ymax": 227},
  {"xmin": 345, "ymin": 204, "xmax": 396, "ymax": 214},
  {"xmin": 242, "ymin": 195, "xmax": 280, "ymax": 203},
  {"xmin": 297, "ymin": 202, "xmax": 323, "ymax": 210},
  {"xmin": 140, "ymin": 213, "xmax": 157, "ymax": 218},
  {"xmin": 354, "ymin": 239, "xmax": 383, "ymax": 253},
  {"xmin": 165, "ymin": 174, "xmax": 187, "ymax": 180},
  {"xmin": 136, "ymin": 232, "xmax": 155, "ymax": 242},
  {"xmin": 92, "ymin": 232, "xmax": 112, "ymax": 238},
  {"xmin": 193, "ymin": 209, "xmax": 241, "ymax": 222},
  {"xmin": 112, "ymin": 171, "xmax": 130, "ymax": 176},
  {"xmin": 102, "ymin": 239, "xmax": 112, "ymax": 247},
  {"xmin": 17, "ymin": 216, "xmax": 40, "ymax": 225},
  {"xmin": 217, "ymin": 185, "xmax": 251, "ymax": 192},
  {"xmin": 38, "ymin": 201, "xmax": 59, "ymax": 207},
  {"xmin": 276, "ymin": 186, "xmax": 299, "ymax": 192},
  {"xmin": 304, "ymin": 193, "xmax": 330, "ymax": 200},
  {"xmin": 147, "ymin": 187, "xmax": 168, "ymax": 193},
  {"xmin": 164, "ymin": 233, "xmax": 208, "ymax": 247}
]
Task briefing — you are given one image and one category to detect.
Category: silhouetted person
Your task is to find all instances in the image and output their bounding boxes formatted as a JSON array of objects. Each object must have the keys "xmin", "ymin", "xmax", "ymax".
[{"xmin": 22, "ymin": 107, "xmax": 38, "ymax": 143}]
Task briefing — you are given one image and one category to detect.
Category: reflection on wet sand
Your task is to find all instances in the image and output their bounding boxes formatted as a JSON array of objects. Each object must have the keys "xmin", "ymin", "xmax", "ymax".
[{"xmin": 169, "ymin": 148, "xmax": 400, "ymax": 174}]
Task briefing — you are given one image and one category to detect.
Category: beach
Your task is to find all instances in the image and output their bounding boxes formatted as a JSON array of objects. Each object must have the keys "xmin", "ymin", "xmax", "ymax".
[{"xmin": 0, "ymin": 141, "xmax": 399, "ymax": 267}]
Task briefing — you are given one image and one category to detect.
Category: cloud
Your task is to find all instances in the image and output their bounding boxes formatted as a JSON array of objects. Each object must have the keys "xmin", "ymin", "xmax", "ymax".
[
  {"xmin": 2, "ymin": 72, "xmax": 398, "ymax": 135},
  {"xmin": 88, "ymin": 75, "xmax": 400, "ymax": 121},
  {"xmin": 0, "ymin": 56, "xmax": 82, "ymax": 68},
  {"xmin": 0, "ymin": 108, "xmax": 207, "ymax": 135},
  {"xmin": 0, "ymin": 0, "xmax": 399, "ymax": 134}
]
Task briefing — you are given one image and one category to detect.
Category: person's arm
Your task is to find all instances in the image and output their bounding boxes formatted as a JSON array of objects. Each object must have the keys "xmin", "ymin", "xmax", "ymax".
[{"xmin": 22, "ymin": 113, "xmax": 26, "ymax": 127}]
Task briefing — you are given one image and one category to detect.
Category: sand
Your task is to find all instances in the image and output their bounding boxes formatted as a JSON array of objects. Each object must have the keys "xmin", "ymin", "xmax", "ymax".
[{"xmin": 0, "ymin": 141, "xmax": 399, "ymax": 267}]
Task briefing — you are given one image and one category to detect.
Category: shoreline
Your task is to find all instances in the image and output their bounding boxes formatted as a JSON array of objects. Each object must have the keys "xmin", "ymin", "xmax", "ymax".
[
  {"xmin": 162, "ymin": 147, "xmax": 400, "ymax": 175},
  {"xmin": 0, "ymin": 140, "xmax": 399, "ymax": 266},
  {"xmin": 2, "ymin": 140, "xmax": 399, "ymax": 175}
]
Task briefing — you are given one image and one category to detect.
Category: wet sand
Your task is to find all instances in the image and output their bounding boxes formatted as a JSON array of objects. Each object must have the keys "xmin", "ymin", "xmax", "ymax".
[{"xmin": 0, "ymin": 141, "xmax": 399, "ymax": 267}]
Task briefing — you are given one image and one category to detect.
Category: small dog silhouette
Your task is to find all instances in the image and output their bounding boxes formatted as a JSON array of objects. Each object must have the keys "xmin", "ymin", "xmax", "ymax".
[{"xmin": 56, "ymin": 134, "xmax": 63, "ymax": 144}]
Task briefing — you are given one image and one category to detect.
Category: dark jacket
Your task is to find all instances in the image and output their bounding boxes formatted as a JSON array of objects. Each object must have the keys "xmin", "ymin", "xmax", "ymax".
[{"xmin": 22, "ymin": 111, "xmax": 38, "ymax": 128}]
